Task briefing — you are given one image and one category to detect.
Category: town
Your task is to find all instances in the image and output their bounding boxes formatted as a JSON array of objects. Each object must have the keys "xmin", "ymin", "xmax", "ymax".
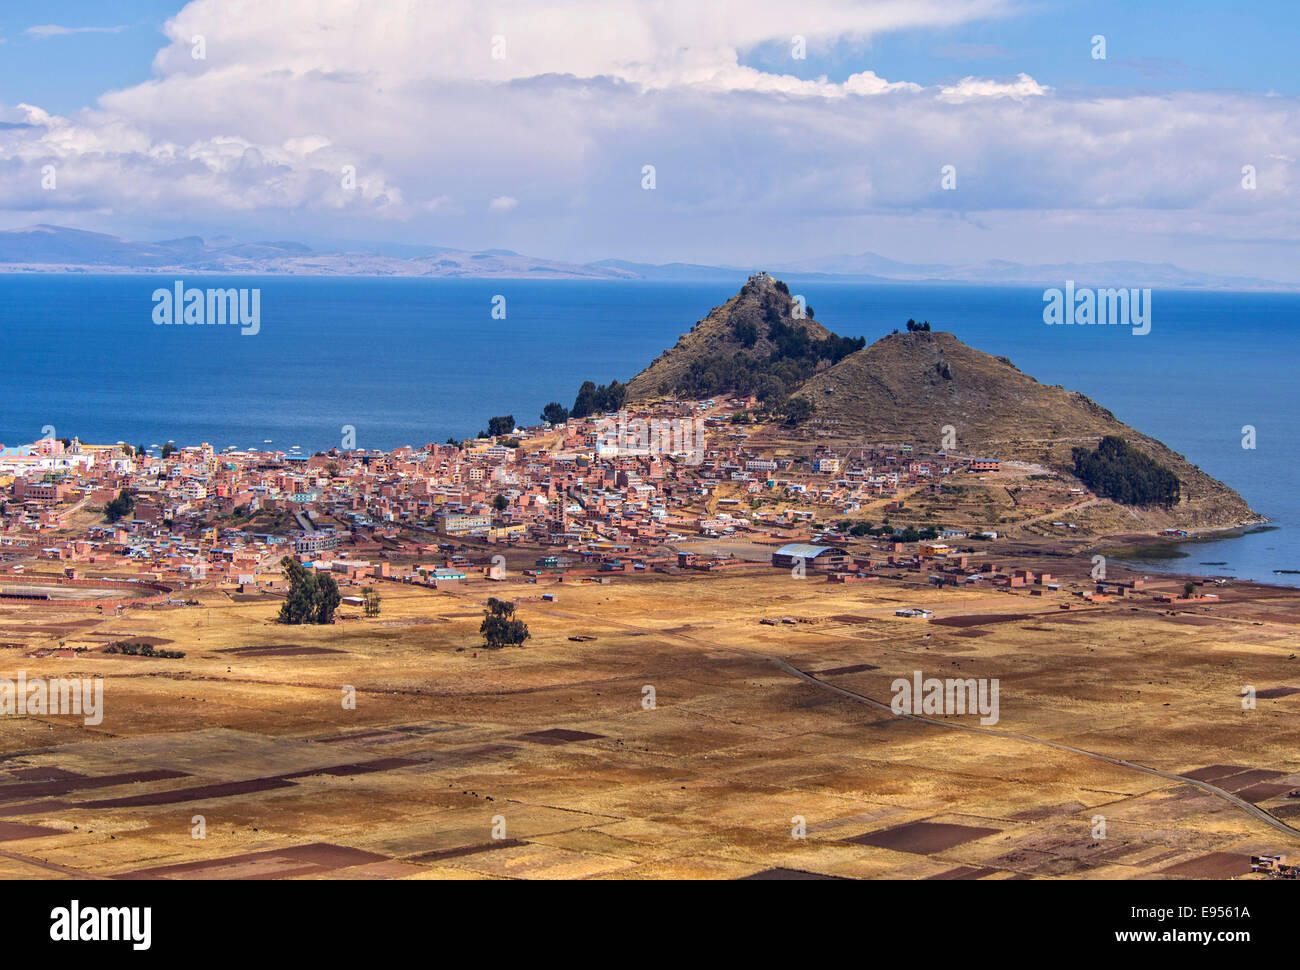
[{"xmin": 0, "ymin": 402, "xmax": 1041, "ymax": 593}]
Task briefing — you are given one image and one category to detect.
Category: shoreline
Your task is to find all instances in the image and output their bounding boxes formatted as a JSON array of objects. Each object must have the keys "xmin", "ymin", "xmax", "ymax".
[{"xmin": 1092, "ymin": 520, "xmax": 1296, "ymax": 591}]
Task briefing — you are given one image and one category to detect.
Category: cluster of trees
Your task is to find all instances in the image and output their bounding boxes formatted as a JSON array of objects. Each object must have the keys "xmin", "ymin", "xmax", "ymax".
[
  {"xmin": 571, "ymin": 379, "xmax": 627, "ymax": 418},
  {"xmin": 362, "ymin": 586, "xmax": 381, "ymax": 617},
  {"xmin": 675, "ymin": 352, "xmax": 833, "ymax": 416},
  {"xmin": 277, "ymin": 556, "xmax": 342, "ymax": 625},
  {"xmin": 892, "ymin": 526, "xmax": 940, "ymax": 543},
  {"xmin": 486, "ymin": 415, "xmax": 515, "ymax": 437},
  {"xmin": 833, "ymin": 519, "xmax": 941, "ymax": 541},
  {"xmin": 780, "ymin": 396, "xmax": 814, "ymax": 426},
  {"xmin": 104, "ymin": 489, "xmax": 134, "ymax": 523},
  {"xmin": 106, "ymin": 641, "xmax": 185, "ymax": 659},
  {"xmin": 1071, "ymin": 436, "xmax": 1181, "ymax": 508},
  {"xmin": 765, "ymin": 316, "xmax": 861, "ymax": 365},
  {"xmin": 905, "ymin": 319, "xmax": 932, "ymax": 332},
  {"xmin": 672, "ymin": 288, "xmax": 863, "ymax": 413},
  {"xmin": 480, "ymin": 597, "xmax": 530, "ymax": 648},
  {"xmin": 540, "ymin": 401, "xmax": 569, "ymax": 424}
]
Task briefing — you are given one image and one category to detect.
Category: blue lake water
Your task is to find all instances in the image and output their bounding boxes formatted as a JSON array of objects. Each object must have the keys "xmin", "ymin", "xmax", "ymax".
[{"xmin": 0, "ymin": 273, "xmax": 1295, "ymax": 584}]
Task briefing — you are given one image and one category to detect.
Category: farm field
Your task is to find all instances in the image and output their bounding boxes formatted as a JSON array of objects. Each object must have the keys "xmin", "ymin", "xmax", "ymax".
[{"xmin": 0, "ymin": 564, "xmax": 1295, "ymax": 880}]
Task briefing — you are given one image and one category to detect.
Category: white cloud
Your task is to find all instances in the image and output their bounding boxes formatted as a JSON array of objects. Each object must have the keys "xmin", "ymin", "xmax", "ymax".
[
  {"xmin": 938, "ymin": 73, "xmax": 1048, "ymax": 101},
  {"xmin": 0, "ymin": 0, "xmax": 1292, "ymax": 278},
  {"xmin": 26, "ymin": 25, "xmax": 127, "ymax": 38}
]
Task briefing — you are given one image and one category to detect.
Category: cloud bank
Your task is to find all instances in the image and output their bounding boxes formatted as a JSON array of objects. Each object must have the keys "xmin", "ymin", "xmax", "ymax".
[{"xmin": 0, "ymin": 0, "xmax": 1294, "ymax": 274}]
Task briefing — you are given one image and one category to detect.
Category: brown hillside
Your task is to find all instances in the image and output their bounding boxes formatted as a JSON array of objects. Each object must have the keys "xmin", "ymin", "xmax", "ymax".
[{"xmin": 769, "ymin": 329, "xmax": 1260, "ymax": 533}]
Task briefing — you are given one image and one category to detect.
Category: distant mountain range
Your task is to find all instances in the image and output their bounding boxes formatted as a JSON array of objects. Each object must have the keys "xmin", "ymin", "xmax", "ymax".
[
  {"xmin": 0, "ymin": 225, "xmax": 1292, "ymax": 290},
  {"xmin": 604, "ymin": 254, "xmax": 1296, "ymax": 290},
  {"xmin": 0, "ymin": 225, "xmax": 638, "ymax": 280}
]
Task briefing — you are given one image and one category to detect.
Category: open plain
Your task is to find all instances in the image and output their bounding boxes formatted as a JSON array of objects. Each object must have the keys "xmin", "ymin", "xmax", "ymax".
[{"xmin": 0, "ymin": 558, "xmax": 1296, "ymax": 881}]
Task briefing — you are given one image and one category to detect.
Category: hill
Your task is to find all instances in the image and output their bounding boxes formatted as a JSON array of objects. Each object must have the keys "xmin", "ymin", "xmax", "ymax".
[
  {"xmin": 771, "ymin": 329, "xmax": 1259, "ymax": 533},
  {"xmin": 625, "ymin": 272, "xmax": 864, "ymax": 406},
  {"xmin": 622, "ymin": 276, "xmax": 1259, "ymax": 534}
]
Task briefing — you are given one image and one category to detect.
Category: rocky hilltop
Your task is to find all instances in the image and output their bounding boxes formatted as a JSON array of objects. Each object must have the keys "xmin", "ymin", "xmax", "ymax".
[{"xmin": 626, "ymin": 272, "xmax": 860, "ymax": 403}]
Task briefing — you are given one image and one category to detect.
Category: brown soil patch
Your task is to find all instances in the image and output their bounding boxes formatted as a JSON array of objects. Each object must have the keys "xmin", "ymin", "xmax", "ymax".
[
  {"xmin": 116, "ymin": 843, "xmax": 388, "ymax": 880},
  {"xmin": 0, "ymin": 820, "xmax": 62, "ymax": 841},
  {"xmin": 846, "ymin": 820, "xmax": 1002, "ymax": 854},
  {"xmin": 1182, "ymin": 764, "xmax": 1252, "ymax": 782},
  {"xmin": 927, "ymin": 866, "xmax": 1001, "ymax": 880},
  {"xmin": 0, "ymin": 769, "xmax": 189, "ymax": 804},
  {"xmin": 220, "ymin": 645, "xmax": 344, "ymax": 657},
  {"xmin": 514, "ymin": 729, "xmax": 607, "ymax": 745},
  {"xmin": 739, "ymin": 867, "xmax": 849, "ymax": 880},
  {"xmin": 931, "ymin": 614, "xmax": 1037, "ymax": 628},
  {"xmin": 1159, "ymin": 852, "xmax": 1252, "ymax": 879},
  {"xmin": 1219, "ymin": 769, "xmax": 1287, "ymax": 791},
  {"xmin": 0, "ymin": 800, "xmax": 73, "ymax": 816},
  {"xmin": 1233, "ymin": 783, "xmax": 1296, "ymax": 804},
  {"xmin": 280, "ymin": 757, "xmax": 419, "ymax": 778},
  {"xmin": 77, "ymin": 777, "xmax": 296, "ymax": 808}
]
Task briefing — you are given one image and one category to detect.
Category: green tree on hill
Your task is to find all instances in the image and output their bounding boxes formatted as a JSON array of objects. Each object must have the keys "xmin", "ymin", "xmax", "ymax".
[
  {"xmin": 104, "ymin": 489, "xmax": 134, "ymax": 523},
  {"xmin": 1071, "ymin": 436, "xmax": 1180, "ymax": 508},
  {"xmin": 540, "ymin": 402, "xmax": 569, "ymax": 425},
  {"xmin": 571, "ymin": 379, "xmax": 627, "ymax": 418},
  {"xmin": 731, "ymin": 318, "xmax": 759, "ymax": 347},
  {"xmin": 487, "ymin": 415, "xmax": 516, "ymax": 437},
  {"xmin": 781, "ymin": 396, "xmax": 815, "ymax": 426}
]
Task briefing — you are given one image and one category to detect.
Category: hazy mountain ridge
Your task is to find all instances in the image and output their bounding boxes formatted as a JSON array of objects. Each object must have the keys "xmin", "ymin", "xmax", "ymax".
[
  {"xmin": 0, "ymin": 225, "xmax": 637, "ymax": 280},
  {"xmin": 0, "ymin": 225, "xmax": 1292, "ymax": 289}
]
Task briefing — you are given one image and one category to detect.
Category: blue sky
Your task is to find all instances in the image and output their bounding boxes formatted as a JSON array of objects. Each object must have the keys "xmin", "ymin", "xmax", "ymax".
[
  {"xmin": 0, "ymin": 2, "xmax": 180, "ymax": 115},
  {"xmin": 0, "ymin": 0, "xmax": 1296, "ymax": 280},
  {"xmin": 8, "ymin": 0, "xmax": 1296, "ymax": 113},
  {"xmin": 749, "ymin": 0, "xmax": 1299, "ymax": 96}
]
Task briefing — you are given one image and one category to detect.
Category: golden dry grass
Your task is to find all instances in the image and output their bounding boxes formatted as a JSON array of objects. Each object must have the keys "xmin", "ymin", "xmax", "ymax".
[{"xmin": 0, "ymin": 564, "xmax": 1295, "ymax": 879}]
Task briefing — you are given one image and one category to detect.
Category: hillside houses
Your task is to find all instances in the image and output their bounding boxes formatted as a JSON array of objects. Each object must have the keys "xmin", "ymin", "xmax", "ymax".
[{"xmin": 0, "ymin": 405, "xmax": 1016, "ymax": 581}]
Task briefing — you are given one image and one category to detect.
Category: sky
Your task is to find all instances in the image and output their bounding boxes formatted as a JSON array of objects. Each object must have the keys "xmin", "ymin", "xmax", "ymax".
[{"xmin": 0, "ymin": 0, "xmax": 1296, "ymax": 278}]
